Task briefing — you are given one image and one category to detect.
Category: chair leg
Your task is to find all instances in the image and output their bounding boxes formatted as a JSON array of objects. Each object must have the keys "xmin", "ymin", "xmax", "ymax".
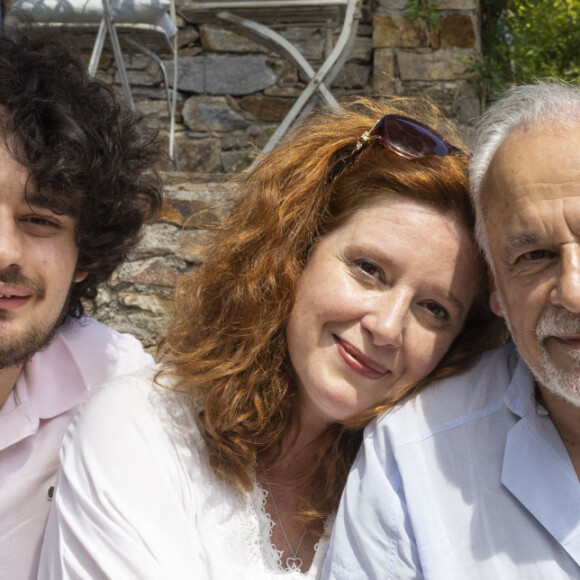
[
  {"xmin": 99, "ymin": 0, "xmax": 135, "ymax": 111},
  {"xmin": 125, "ymin": 37, "xmax": 178, "ymax": 170}
]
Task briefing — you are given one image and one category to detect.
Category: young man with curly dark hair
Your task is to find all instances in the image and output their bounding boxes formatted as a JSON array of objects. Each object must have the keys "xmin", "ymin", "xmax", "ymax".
[{"xmin": 0, "ymin": 29, "xmax": 162, "ymax": 579}]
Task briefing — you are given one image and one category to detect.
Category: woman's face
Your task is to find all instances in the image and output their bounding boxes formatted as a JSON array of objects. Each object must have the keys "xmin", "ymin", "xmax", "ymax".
[{"xmin": 285, "ymin": 196, "xmax": 480, "ymax": 428}]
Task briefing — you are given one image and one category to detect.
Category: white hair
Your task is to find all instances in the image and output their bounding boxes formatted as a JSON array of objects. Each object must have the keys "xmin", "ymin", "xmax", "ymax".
[{"xmin": 469, "ymin": 81, "xmax": 580, "ymax": 263}]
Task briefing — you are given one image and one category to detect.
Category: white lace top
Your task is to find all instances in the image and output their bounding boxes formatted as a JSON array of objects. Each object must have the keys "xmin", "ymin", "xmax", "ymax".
[{"xmin": 39, "ymin": 367, "xmax": 332, "ymax": 579}]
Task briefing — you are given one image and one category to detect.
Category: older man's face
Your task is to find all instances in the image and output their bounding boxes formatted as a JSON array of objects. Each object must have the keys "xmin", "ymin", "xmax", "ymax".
[{"xmin": 483, "ymin": 122, "xmax": 580, "ymax": 405}]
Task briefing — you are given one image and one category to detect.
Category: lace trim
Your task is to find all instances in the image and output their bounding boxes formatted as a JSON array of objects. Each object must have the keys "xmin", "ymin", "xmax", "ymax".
[{"xmin": 243, "ymin": 476, "xmax": 332, "ymax": 578}]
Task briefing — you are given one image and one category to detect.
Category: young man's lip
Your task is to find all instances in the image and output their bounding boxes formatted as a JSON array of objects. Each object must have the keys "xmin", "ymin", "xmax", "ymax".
[
  {"xmin": 0, "ymin": 284, "xmax": 33, "ymax": 298},
  {"xmin": 333, "ymin": 335, "xmax": 389, "ymax": 376},
  {"xmin": 0, "ymin": 295, "xmax": 31, "ymax": 311}
]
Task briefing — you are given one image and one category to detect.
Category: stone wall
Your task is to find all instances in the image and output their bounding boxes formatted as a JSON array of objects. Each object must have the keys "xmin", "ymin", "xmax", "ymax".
[
  {"xmin": 77, "ymin": 0, "xmax": 480, "ymax": 172},
  {"xmin": 87, "ymin": 0, "xmax": 481, "ymax": 354}
]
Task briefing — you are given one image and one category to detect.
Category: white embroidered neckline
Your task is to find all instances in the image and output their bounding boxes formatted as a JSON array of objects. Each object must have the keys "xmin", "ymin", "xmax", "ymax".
[{"xmin": 239, "ymin": 476, "xmax": 332, "ymax": 578}]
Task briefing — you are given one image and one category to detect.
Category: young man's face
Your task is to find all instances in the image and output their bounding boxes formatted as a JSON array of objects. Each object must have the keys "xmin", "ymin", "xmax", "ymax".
[{"xmin": 0, "ymin": 141, "xmax": 87, "ymax": 370}]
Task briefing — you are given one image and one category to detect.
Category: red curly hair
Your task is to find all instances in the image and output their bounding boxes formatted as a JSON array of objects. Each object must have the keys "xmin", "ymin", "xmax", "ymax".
[{"xmin": 159, "ymin": 97, "xmax": 507, "ymax": 530}]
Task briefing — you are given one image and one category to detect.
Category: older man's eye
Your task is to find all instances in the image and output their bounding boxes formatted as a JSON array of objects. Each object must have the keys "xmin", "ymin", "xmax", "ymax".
[{"xmin": 520, "ymin": 249, "xmax": 557, "ymax": 262}]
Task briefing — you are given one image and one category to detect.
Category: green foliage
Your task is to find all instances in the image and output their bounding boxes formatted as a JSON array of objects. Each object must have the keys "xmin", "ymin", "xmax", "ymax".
[
  {"xmin": 466, "ymin": 0, "xmax": 580, "ymax": 106},
  {"xmin": 404, "ymin": 0, "xmax": 441, "ymax": 31},
  {"xmin": 509, "ymin": 0, "xmax": 580, "ymax": 81}
]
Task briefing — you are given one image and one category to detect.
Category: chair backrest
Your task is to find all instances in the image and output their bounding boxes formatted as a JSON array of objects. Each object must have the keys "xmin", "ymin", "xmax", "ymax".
[
  {"xmin": 181, "ymin": 0, "xmax": 352, "ymax": 26},
  {"xmin": 11, "ymin": 0, "xmax": 177, "ymax": 37}
]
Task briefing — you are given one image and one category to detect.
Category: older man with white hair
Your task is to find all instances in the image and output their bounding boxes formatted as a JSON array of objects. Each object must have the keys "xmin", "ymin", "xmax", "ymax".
[{"xmin": 322, "ymin": 82, "xmax": 580, "ymax": 579}]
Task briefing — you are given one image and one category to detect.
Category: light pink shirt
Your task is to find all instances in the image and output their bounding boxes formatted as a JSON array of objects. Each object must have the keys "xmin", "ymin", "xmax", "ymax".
[{"xmin": 0, "ymin": 317, "xmax": 153, "ymax": 580}]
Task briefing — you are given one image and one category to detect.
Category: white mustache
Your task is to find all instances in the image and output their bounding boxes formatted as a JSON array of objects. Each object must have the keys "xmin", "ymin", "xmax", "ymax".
[{"xmin": 536, "ymin": 307, "xmax": 580, "ymax": 343}]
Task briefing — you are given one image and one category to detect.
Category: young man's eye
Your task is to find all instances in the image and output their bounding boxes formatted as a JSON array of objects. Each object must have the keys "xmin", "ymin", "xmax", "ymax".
[
  {"xmin": 21, "ymin": 215, "xmax": 62, "ymax": 232},
  {"xmin": 28, "ymin": 217, "xmax": 57, "ymax": 227}
]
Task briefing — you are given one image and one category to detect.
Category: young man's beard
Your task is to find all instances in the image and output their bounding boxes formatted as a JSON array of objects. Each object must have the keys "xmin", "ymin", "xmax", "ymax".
[{"xmin": 0, "ymin": 287, "xmax": 73, "ymax": 370}]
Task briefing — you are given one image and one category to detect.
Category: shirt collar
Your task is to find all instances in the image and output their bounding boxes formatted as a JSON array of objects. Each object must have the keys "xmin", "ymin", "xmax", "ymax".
[
  {"xmin": 16, "ymin": 326, "xmax": 89, "ymax": 420},
  {"xmin": 503, "ymin": 351, "xmax": 537, "ymax": 419}
]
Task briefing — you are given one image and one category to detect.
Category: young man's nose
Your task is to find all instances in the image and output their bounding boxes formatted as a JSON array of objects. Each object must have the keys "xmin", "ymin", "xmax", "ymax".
[{"xmin": 0, "ymin": 217, "xmax": 24, "ymax": 270}]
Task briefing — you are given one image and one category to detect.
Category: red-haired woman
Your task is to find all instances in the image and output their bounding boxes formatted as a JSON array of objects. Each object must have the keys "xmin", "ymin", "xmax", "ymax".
[{"xmin": 40, "ymin": 98, "xmax": 505, "ymax": 579}]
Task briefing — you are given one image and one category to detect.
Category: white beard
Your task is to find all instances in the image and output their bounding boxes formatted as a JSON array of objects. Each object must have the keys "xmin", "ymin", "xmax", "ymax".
[{"xmin": 494, "ymin": 289, "xmax": 580, "ymax": 407}]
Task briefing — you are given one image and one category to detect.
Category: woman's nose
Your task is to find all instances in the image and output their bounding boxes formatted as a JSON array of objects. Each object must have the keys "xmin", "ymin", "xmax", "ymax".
[{"xmin": 361, "ymin": 289, "xmax": 411, "ymax": 348}]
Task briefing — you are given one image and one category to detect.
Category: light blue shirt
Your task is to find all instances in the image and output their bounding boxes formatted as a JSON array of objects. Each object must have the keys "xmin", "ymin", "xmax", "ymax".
[{"xmin": 322, "ymin": 343, "xmax": 580, "ymax": 579}]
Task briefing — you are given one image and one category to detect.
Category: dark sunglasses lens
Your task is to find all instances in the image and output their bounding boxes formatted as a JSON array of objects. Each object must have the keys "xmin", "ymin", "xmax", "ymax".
[{"xmin": 375, "ymin": 115, "xmax": 453, "ymax": 157}]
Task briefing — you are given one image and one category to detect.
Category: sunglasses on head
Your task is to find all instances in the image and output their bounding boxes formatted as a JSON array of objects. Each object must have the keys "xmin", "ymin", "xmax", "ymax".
[
  {"xmin": 330, "ymin": 114, "xmax": 468, "ymax": 181},
  {"xmin": 359, "ymin": 114, "xmax": 466, "ymax": 159}
]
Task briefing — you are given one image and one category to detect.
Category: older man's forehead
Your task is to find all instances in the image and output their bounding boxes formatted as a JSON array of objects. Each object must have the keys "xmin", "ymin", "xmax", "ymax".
[{"xmin": 482, "ymin": 122, "xmax": 580, "ymax": 211}]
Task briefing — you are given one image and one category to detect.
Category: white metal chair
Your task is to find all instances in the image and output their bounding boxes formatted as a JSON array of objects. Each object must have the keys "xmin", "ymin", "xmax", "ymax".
[
  {"xmin": 180, "ymin": 0, "xmax": 362, "ymax": 163},
  {"xmin": 7, "ymin": 0, "xmax": 179, "ymax": 168}
]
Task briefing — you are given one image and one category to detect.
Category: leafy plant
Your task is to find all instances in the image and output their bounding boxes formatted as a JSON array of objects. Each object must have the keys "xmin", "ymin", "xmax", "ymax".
[
  {"xmin": 404, "ymin": 0, "xmax": 441, "ymax": 31},
  {"xmin": 465, "ymin": 0, "xmax": 580, "ymax": 108}
]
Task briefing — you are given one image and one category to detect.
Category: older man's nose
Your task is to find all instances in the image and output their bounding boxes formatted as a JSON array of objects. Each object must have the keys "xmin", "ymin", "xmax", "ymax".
[{"xmin": 551, "ymin": 245, "xmax": 580, "ymax": 313}]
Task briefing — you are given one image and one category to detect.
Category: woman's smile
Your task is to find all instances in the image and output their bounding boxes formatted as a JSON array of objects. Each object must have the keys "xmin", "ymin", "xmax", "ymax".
[{"xmin": 333, "ymin": 335, "xmax": 389, "ymax": 380}]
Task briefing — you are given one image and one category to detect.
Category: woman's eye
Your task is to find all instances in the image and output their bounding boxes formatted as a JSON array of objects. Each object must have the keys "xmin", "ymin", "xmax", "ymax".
[
  {"xmin": 424, "ymin": 301, "xmax": 449, "ymax": 321},
  {"xmin": 355, "ymin": 259, "xmax": 383, "ymax": 280}
]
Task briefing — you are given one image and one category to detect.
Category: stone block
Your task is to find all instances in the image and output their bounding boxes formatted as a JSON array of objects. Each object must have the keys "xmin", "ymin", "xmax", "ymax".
[
  {"xmin": 264, "ymin": 85, "xmax": 303, "ymax": 98},
  {"xmin": 160, "ymin": 174, "xmax": 233, "ymax": 202},
  {"xmin": 134, "ymin": 87, "xmax": 185, "ymax": 102},
  {"xmin": 218, "ymin": 124, "xmax": 273, "ymax": 154},
  {"xmin": 169, "ymin": 54, "xmax": 276, "ymax": 95},
  {"xmin": 350, "ymin": 36, "xmax": 374, "ymax": 63},
  {"xmin": 437, "ymin": 0, "xmax": 476, "ymax": 8},
  {"xmin": 220, "ymin": 128, "xmax": 252, "ymax": 150},
  {"xmin": 269, "ymin": 58, "xmax": 299, "ymax": 87},
  {"xmin": 373, "ymin": 49, "xmax": 396, "ymax": 94},
  {"xmin": 357, "ymin": 24, "xmax": 373, "ymax": 37},
  {"xmin": 182, "ymin": 96, "xmax": 249, "ymax": 132},
  {"xmin": 159, "ymin": 198, "xmax": 222, "ymax": 227},
  {"xmin": 398, "ymin": 50, "xmax": 469, "ymax": 81},
  {"xmin": 440, "ymin": 14, "xmax": 476, "ymax": 49},
  {"xmin": 174, "ymin": 135, "xmax": 222, "ymax": 173},
  {"xmin": 136, "ymin": 100, "xmax": 171, "ymax": 129},
  {"xmin": 374, "ymin": 0, "xmax": 408, "ymax": 11},
  {"xmin": 121, "ymin": 54, "xmax": 152, "ymax": 70},
  {"xmin": 373, "ymin": 14, "xmax": 427, "ymax": 48},
  {"xmin": 398, "ymin": 81, "xmax": 460, "ymax": 118},
  {"xmin": 180, "ymin": 46, "xmax": 204, "ymax": 58},
  {"xmin": 119, "ymin": 292, "xmax": 175, "ymax": 316},
  {"xmin": 177, "ymin": 27, "xmax": 200, "ymax": 48},
  {"xmin": 136, "ymin": 222, "xmax": 219, "ymax": 261},
  {"xmin": 115, "ymin": 68, "xmax": 160, "ymax": 87},
  {"xmin": 460, "ymin": 96, "xmax": 481, "ymax": 124},
  {"xmin": 124, "ymin": 258, "xmax": 182, "ymax": 287},
  {"xmin": 332, "ymin": 62, "xmax": 371, "ymax": 89},
  {"xmin": 134, "ymin": 223, "xmax": 181, "ymax": 257},
  {"xmin": 283, "ymin": 27, "xmax": 325, "ymax": 61},
  {"xmin": 200, "ymin": 25, "xmax": 268, "ymax": 54},
  {"xmin": 240, "ymin": 96, "xmax": 294, "ymax": 122},
  {"xmin": 222, "ymin": 150, "xmax": 254, "ymax": 172}
]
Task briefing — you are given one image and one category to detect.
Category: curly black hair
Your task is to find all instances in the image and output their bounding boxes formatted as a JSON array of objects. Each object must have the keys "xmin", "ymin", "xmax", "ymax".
[{"xmin": 0, "ymin": 27, "xmax": 162, "ymax": 320}]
